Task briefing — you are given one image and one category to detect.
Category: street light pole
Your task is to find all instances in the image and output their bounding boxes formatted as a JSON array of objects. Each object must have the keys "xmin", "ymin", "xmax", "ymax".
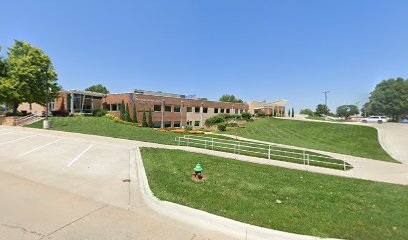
[
  {"xmin": 43, "ymin": 67, "xmax": 51, "ymax": 129},
  {"xmin": 322, "ymin": 91, "xmax": 330, "ymax": 106}
]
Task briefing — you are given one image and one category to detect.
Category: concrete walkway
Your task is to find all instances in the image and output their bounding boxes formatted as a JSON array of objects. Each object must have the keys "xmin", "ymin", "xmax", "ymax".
[
  {"xmin": 371, "ymin": 123, "xmax": 408, "ymax": 164},
  {"xmin": 0, "ymin": 126, "xmax": 324, "ymax": 240}
]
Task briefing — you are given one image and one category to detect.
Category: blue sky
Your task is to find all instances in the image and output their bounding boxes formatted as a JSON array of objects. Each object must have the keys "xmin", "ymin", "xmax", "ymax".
[{"xmin": 1, "ymin": 0, "xmax": 407, "ymax": 112}]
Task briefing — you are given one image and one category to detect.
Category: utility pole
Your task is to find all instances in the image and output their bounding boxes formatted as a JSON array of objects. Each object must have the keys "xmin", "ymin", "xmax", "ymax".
[{"xmin": 322, "ymin": 91, "xmax": 330, "ymax": 106}]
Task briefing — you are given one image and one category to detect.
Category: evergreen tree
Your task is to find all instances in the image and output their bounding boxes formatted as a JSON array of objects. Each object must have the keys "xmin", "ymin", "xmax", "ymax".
[
  {"xmin": 120, "ymin": 100, "xmax": 125, "ymax": 120},
  {"xmin": 125, "ymin": 103, "xmax": 131, "ymax": 122},
  {"xmin": 148, "ymin": 109, "xmax": 154, "ymax": 128},
  {"xmin": 292, "ymin": 107, "xmax": 295, "ymax": 117},
  {"xmin": 142, "ymin": 110, "xmax": 148, "ymax": 127},
  {"xmin": 132, "ymin": 104, "xmax": 138, "ymax": 123},
  {"xmin": 288, "ymin": 109, "xmax": 291, "ymax": 117}
]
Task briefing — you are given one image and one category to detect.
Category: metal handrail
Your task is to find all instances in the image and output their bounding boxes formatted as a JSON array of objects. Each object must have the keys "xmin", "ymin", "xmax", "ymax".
[{"xmin": 175, "ymin": 135, "xmax": 350, "ymax": 170}]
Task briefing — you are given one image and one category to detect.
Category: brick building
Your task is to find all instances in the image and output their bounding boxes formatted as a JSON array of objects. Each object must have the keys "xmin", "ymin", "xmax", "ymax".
[
  {"xmin": 18, "ymin": 89, "xmax": 287, "ymax": 129},
  {"xmin": 104, "ymin": 89, "xmax": 248, "ymax": 128}
]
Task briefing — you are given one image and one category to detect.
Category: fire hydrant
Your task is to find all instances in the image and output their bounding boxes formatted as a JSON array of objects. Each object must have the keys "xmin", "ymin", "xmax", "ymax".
[{"xmin": 193, "ymin": 163, "xmax": 203, "ymax": 180}]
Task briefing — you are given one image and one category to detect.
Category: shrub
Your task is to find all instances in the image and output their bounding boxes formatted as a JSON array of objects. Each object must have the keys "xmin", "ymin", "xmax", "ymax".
[
  {"xmin": 105, "ymin": 114, "xmax": 116, "ymax": 120},
  {"xmin": 205, "ymin": 115, "xmax": 226, "ymax": 126},
  {"xmin": 217, "ymin": 123, "xmax": 227, "ymax": 131},
  {"xmin": 257, "ymin": 110, "xmax": 266, "ymax": 117},
  {"xmin": 227, "ymin": 122, "xmax": 239, "ymax": 127},
  {"xmin": 300, "ymin": 108, "xmax": 314, "ymax": 116},
  {"xmin": 132, "ymin": 104, "xmax": 138, "ymax": 123},
  {"xmin": 292, "ymin": 107, "xmax": 295, "ymax": 117},
  {"xmin": 5, "ymin": 111, "xmax": 25, "ymax": 117},
  {"xmin": 148, "ymin": 109, "xmax": 153, "ymax": 128},
  {"xmin": 120, "ymin": 100, "xmax": 125, "ymax": 120},
  {"xmin": 185, "ymin": 125, "xmax": 193, "ymax": 131},
  {"xmin": 142, "ymin": 110, "xmax": 148, "ymax": 127},
  {"xmin": 92, "ymin": 109, "xmax": 107, "ymax": 117},
  {"xmin": 125, "ymin": 103, "xmax": 131, "ymax": 122},
  {"xmin": 241, "ymin": 111, "xmax": 251, "ymax": 120}
]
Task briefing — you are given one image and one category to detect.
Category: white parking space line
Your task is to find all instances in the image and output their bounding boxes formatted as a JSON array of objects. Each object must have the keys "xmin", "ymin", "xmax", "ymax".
[
  {"xmin": 66, "ymin": 144, "xmax": 94, "ymax": 167},
  {"xmin": 18, "ymin": 139, "xmax": 62, "ymax": 157},
  {"xmin": 0, "ymin": 135, "xmax": 35, "ymax": 145}
]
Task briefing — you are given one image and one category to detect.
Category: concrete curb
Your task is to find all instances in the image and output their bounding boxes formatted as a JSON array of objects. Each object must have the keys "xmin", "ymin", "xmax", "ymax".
[{"xmin": 133, "ymin": 147, "xmax": 332, "ymax": 240}]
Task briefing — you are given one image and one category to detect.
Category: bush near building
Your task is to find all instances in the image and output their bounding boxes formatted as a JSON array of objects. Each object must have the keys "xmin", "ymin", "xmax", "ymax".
[
  {"xmin": 300, "ymin": 108, "xmax": 314, "ymax": 116},
  {"xmin": 241, "ymin": 111, "xmax": 252, "ymax": 120},
  {"xmin": 217, "ymin": 122, "xmax": 227, "ymax": 131}
]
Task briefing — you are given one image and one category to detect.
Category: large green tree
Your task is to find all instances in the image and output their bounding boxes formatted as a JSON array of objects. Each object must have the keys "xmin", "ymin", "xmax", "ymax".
[
  {"xmin": 366, "ymin": 78, "xmax": 408, "ymax": 121},
  {"xmin": 219, "ymin": 94, "xmax": 244, "ymax": 103},
  {"xmin": 0, "ymin": 40, "xmax": 60, "ymax": 114},
  {"xmin": 336, "ymin": 105, "xmax": 359, "ymax": 118},
  {"xmin": 85, "ymin": 84, "xmax": 110, "ymax": 94},
  {"xmin": 315, "ymin": 104, "xmax": 330, "ymax": 117}
]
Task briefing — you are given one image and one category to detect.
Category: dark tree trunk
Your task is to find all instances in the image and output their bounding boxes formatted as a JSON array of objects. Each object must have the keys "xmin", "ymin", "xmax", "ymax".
[{"xmin": 12, "ymin": 101, "xmax": 19, "ymax": 115}]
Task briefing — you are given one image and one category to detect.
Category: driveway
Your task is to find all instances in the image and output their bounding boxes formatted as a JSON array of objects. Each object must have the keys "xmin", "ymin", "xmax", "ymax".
[
  {"xmin": 371, "ymin": 123, "xmax": 408, "ymax": 164},
  {"xmin": 0, "ymin": 127, "xmax": 234, "ymax": 240}
]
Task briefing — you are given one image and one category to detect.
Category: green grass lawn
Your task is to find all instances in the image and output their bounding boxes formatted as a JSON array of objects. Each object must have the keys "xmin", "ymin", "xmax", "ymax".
[
  {"xmin": 141, "ymin": 148, "xmax": 408, "ymax": 240},
  {"xmin": 226, "ymin": 117, "xmax": 395, "ymax": 162},
  {"xmin": 28, "ymin": 116, "xmax": 180, "ymax": 145}
]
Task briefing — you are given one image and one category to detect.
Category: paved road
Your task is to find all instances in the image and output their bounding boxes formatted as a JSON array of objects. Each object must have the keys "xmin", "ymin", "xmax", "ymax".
[{"xmin": 372, "ymin": 123, "xmax": 408, "ymax": 164}]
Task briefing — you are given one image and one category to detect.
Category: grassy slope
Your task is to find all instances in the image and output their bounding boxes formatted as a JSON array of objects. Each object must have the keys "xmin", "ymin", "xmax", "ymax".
[
  {"xmin": 227, "ymin": 117, "xmax": 395, "ymax": 162},
  {"xmin": 28, "ymin": 116, "xmax": 179, "ymax": 145},
  {"xmin": 141, "ymin": 148, "xmax": 408, "ymax": 240}
]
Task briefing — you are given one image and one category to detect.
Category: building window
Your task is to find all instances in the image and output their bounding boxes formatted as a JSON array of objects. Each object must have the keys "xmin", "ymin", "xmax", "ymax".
[
  {"xmin": 165, "ymin": 105, "xmax": 172, "ymax": 112},
  {"xmin": 226, "ymin": 109, "xmax": 230, "ymax": 114},
  {"xmin": 195, "ymin": 107, "xmax": 200, "ymax": 113},
  {"xmin": 50, "ymin": 100, "xmax": 55, "ymax": 111},
  {"xmin": 220, "ymin": 108, "xmax": 224, "ymax": 113},
  {"xmin": 187, "ymin": 120, "xmax": 192, "ymax": 125},
  {"xmin": 235, "ymin": 109, "xmax": 239, "ymax": 114},
  {"xmin": 154, "ymin": 105, "xmax": 161, "ymax": 112},
  {"xmin": 214, "ymin": 108, "xmax": 219, "ymax": 113},
  {"xmin": 174, "ymin": 105, "xmax": 181, "ymax": 112},
  {"xmin": 164, "ymin": 121, "xmax": 172, "ymax": 128},
  {"xmin": 112, "ymin": 104, "xmax": 118, "ymax": 111},
  {"xmin": 194, "ymin": 121, "xmax": 200, "ymax": 126},
  {"xmin": 187, "ymin": 107, "xmax": 192, "ymax": 112},
  {"xmin": 240, "ymin": 109, "xmax": 243, "ymax": 114},
  {"xmin": 203, "ymin": 107, "xmax": 208, "ymax": 113},
  {"xmin": 104, "ymin": 104, "xmax": 111, "ymax": 111},
  {"xmin": 153, "ymin": 121, "xmax": 162, "ymax": 128},
  {"xmin": 174, "ymin": 121, "xmax": 180, "ymax": 128}
]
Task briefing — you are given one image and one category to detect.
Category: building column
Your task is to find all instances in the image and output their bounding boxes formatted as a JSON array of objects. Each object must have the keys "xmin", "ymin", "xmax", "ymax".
[
  {"xmin": 180, "ymin": 101, "xmax": 184, "ymax": 128},
  {"xmin": 70, "ymin": 93, "xmax": 74, "ymax": 114},
  {"xmin": 200, "ymin": 103, "xmax": 203, "ymax": 128},
  {"xmin": 161, "ymin": 100, "xmax": 165, "ymax": 129}
]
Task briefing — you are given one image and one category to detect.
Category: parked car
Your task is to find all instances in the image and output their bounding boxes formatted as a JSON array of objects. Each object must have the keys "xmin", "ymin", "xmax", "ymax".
[
  {"xmin": 402, "ymin": 118, "xmax": 408, "ymax": 124},
  {"xmin": 361, "ymin": 116, "xmax": 388, "ymax": 124}
]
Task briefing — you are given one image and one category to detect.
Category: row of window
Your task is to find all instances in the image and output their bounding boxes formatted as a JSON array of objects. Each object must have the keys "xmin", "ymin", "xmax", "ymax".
[
  {"xmin": 106, "ymin": 103, "xmax": 246, "ymax": 114},
  {"xmin": 151, "ymin": 121, "xmax": 181, "ymax": 128}
]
